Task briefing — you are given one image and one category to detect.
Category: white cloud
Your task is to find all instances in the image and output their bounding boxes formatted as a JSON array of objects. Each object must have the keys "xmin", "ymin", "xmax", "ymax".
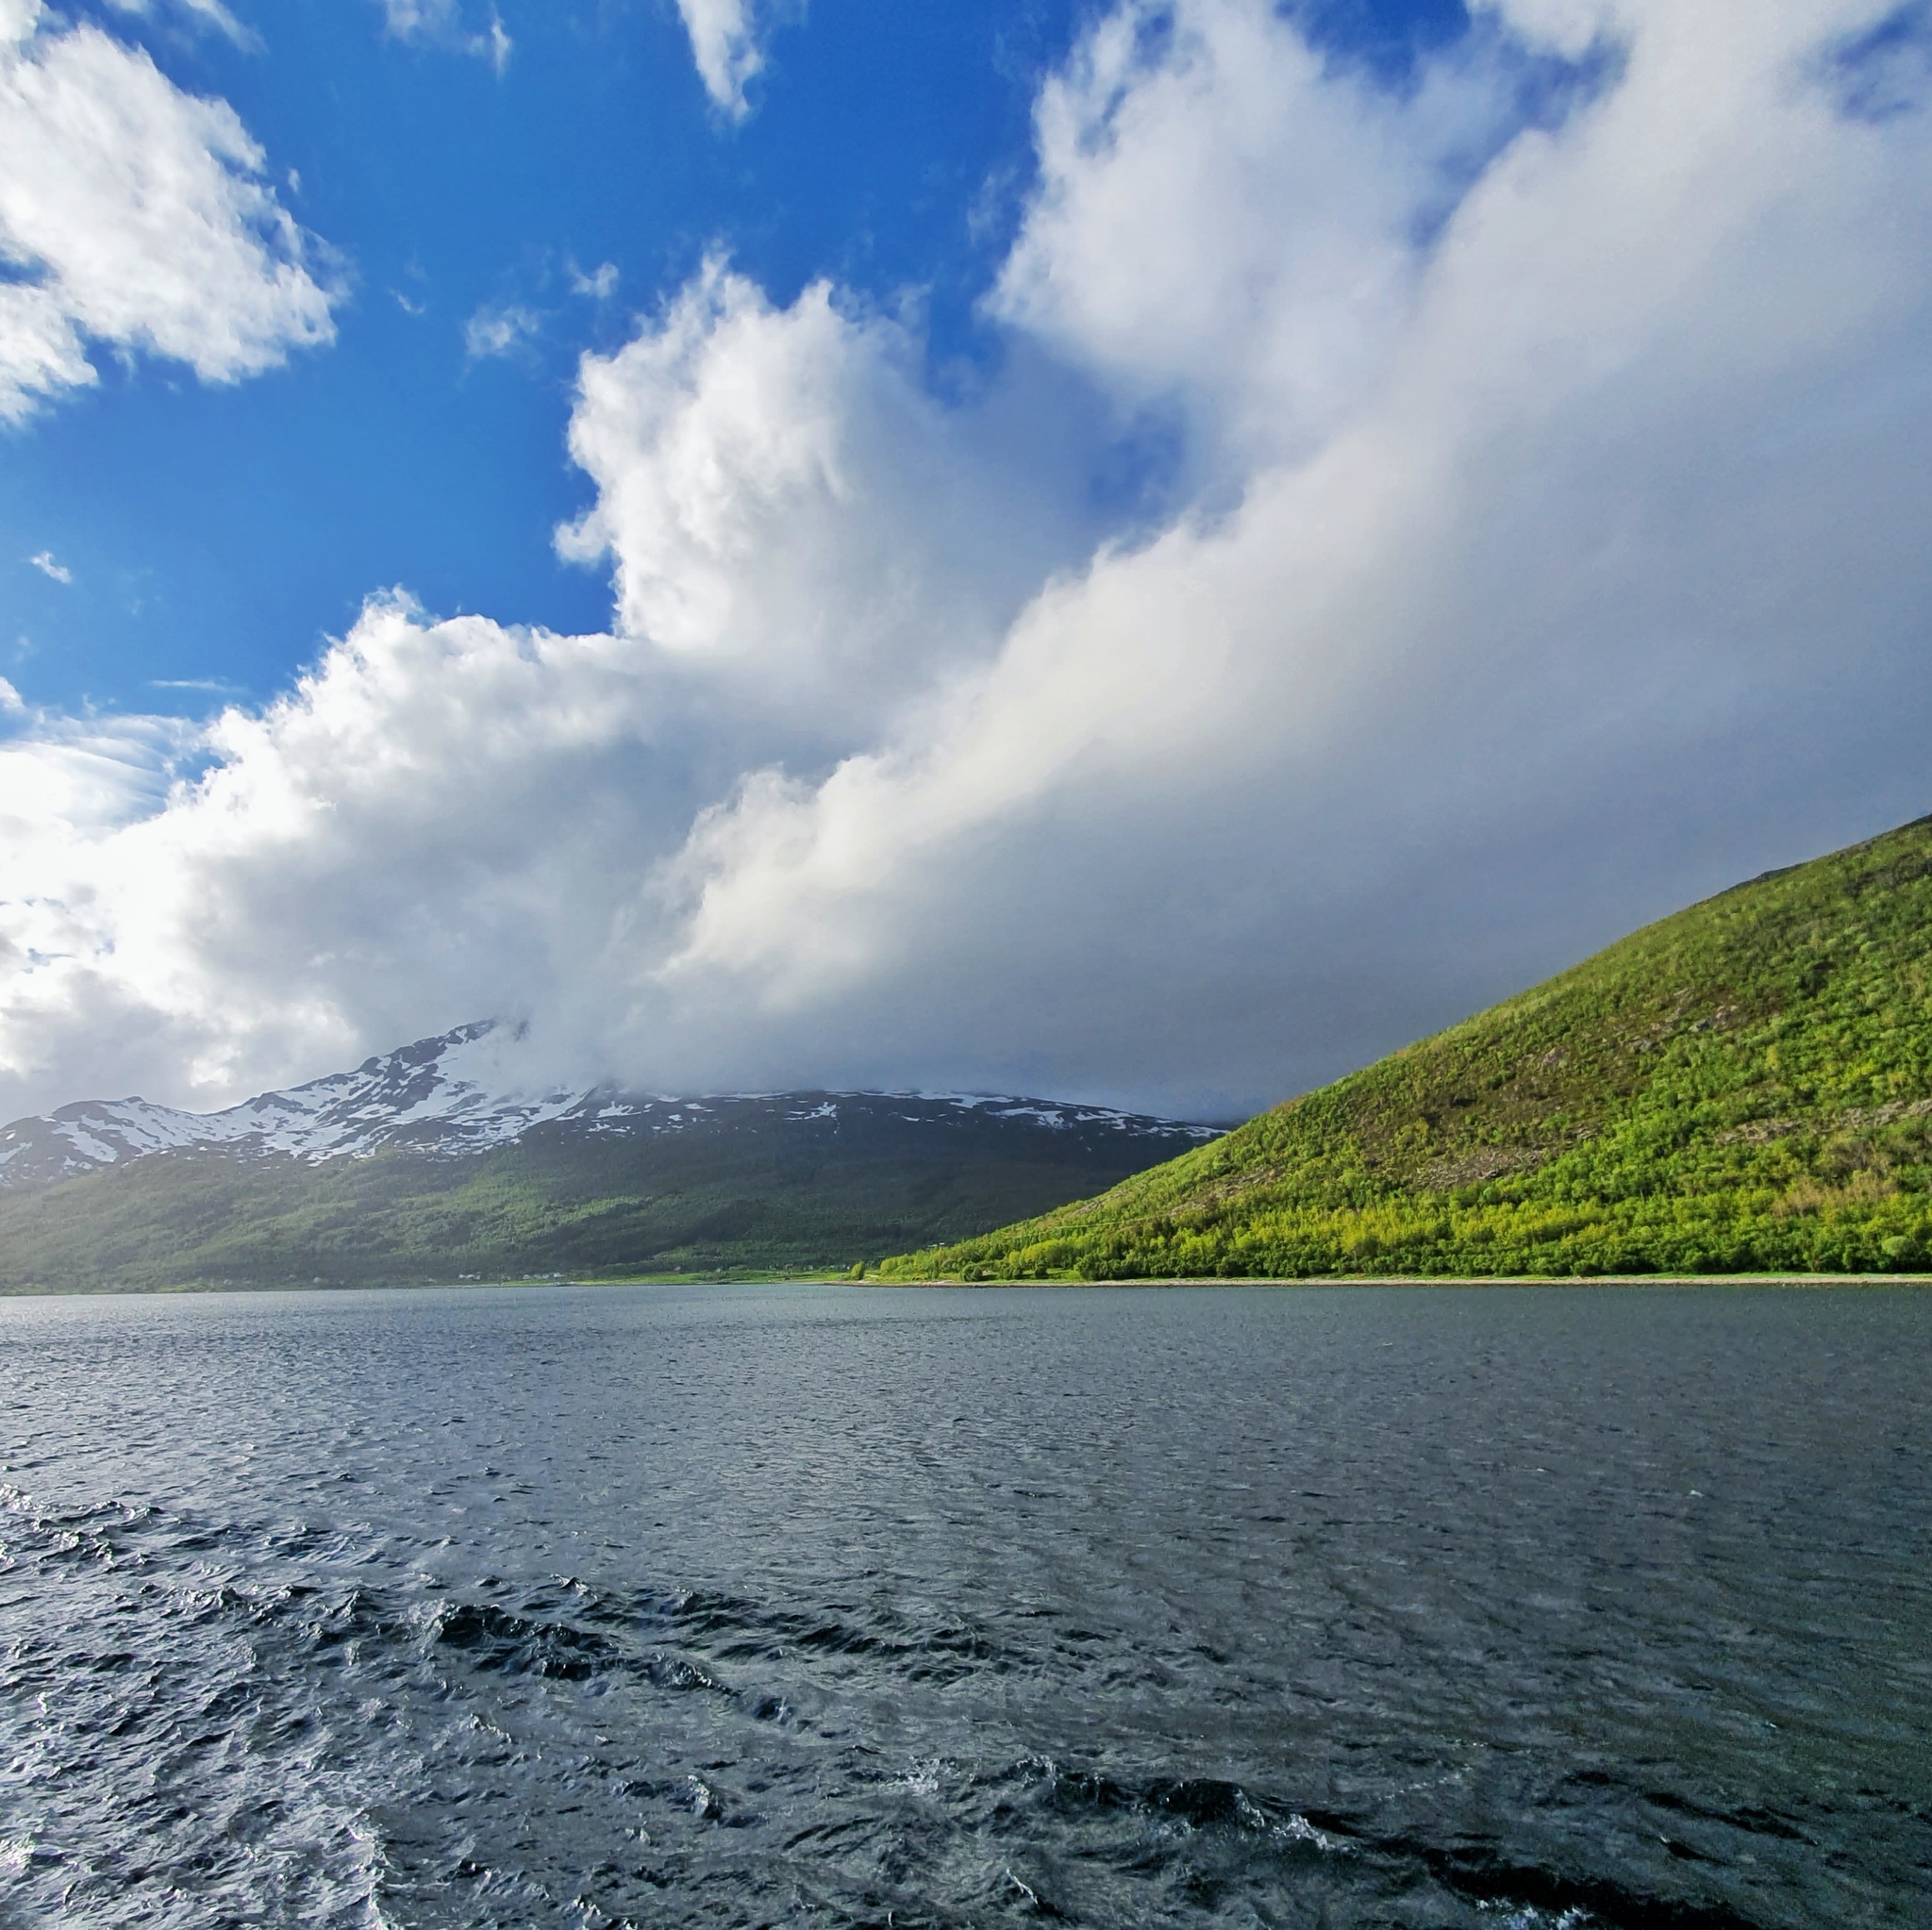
[
  {"xmin": 645, "ymin": 0, "xmax": 1932, "ymax": 1105},
  {"xmin": 0, "ymin": 264, "xmax": 1094, "ymax": 1112},
  {"xmin": 375, "ymin": 0, "xmax": 510, "ymax": 75},
  {"xmin": 0, "ymin": 599, "xmax": 669, "ymax": 1106},
  {"xmin": 180, "ymin": 0, "xmax": 253, "ymax": 45},
  {"xmin": 2, "ymin": 0, "xmax": 1931, "ymax": 1123},
  {"xmin": 104, "ymin": 0, "xmax": 258, "ymax": 53},
  {"xmin": 675, "ymin": 0, "xmax": 766, "ymax": 119},
  {"xmin": 990, "ymin": 0, "xmax": 1507, "ymax": 473},
  {"xmin": 0, "ymin": 2, "xmax": 339, "ymax": 422},
  {"xmin": 26, "ymin": 550, "xmax": 69, "ymax": 583},
  {"xmin": 0, "ymin": 284, "xmax": 94, "ymax": 414},
  {"xmin": 570, "ymin": 259, "xmax": 620, "ymax": 302},
  {"xmin": 557, "ymin": 259, "xmax": 1079, "ymax": 727},
  {"xmin": 462, "ymin": 299, "xmax": 541, "ymax": 361}
]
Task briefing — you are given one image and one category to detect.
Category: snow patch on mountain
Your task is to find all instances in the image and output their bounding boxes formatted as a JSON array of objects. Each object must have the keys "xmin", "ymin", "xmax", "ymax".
[{"xmin": 0, "ymin": 1021, "xmax": 1223, "ymax": 1190}]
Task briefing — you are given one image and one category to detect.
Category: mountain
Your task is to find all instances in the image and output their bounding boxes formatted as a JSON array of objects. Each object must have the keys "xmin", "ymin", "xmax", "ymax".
[
  {"xmin": 0, "ymin": 1025, "xmax": 1220, "ymax": 1289},
  {"xmin": 875, "ymin": 815, "xmax": 1932, "ymax": 1280},
  {"xmin": 0, "ymin": 1023, "xmax": 585, "ymax": 1189}
]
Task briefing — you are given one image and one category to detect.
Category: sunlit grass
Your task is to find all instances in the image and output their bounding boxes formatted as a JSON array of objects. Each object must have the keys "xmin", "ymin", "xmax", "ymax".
[{"xmin": 879, "ymin": 816, "xmax": 1932, "ymax": 1280}]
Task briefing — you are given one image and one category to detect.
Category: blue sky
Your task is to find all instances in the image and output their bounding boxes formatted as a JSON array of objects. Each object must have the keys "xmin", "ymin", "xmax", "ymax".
[
  {"xmin": 2, "ymin": 0, "xmax": 1930, "ymax": 1119},
  {"xmin": 5, "ymin": 0, "xmax": 1067, "ymax": 705},
  {"xmin": 4, "ymin": 0, "xmax": 1495, "ymax": 713},
  {"xmin": 0, "ymin": 0, "xmax": 1460, "ymax": 714}
]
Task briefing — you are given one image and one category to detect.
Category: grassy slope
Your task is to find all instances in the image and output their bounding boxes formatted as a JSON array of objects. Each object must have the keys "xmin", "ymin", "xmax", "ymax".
[
  {"xmin": 0, "ymin": 1122, "xmax": 1175, "ymax": 1292},
  {"xmin": 877, "ymin": 816, "xmax": 1932, "ymax": 1280}
]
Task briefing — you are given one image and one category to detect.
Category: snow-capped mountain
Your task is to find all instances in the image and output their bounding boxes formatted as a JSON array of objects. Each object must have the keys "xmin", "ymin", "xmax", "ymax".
[{"xmin": 0, "ymin": 1021, "xmax": 1223, "ymax": 1191}]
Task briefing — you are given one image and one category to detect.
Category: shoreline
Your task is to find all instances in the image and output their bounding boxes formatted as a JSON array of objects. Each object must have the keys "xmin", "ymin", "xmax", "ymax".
[
  {"xmin": 4, "ymin": 1271, "xmax": 1932, "ymax": 1299},
  {"xmin": 857, "ymin": 1272, "xmax": 1932, "ymax": 1288}
]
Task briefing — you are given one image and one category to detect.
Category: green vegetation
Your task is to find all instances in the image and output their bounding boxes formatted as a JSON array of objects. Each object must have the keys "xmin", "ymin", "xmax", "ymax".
[
  {"xmin": 0, "ymin": 1114, "xmax": 1176, "ymax": 1292},
  {"xmin": 877, "ymin": 816, "xmax": 1932, "ymax": 1281}
]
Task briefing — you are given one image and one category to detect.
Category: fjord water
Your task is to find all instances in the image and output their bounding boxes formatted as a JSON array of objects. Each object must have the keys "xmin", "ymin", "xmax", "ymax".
[{"xmin": 1, "ymin": 1287, "xmax": 1925, "ymax": 1928}]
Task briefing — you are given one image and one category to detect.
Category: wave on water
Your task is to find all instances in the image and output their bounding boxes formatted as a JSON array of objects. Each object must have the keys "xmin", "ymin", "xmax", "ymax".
[
  {"xmin": 0, "ymin": 1477, "xmax": 1848, "ymax": 1929},
  {"xmin": 3, "ymin": 1282, "xmax": 1927, "ymax": 1928}
]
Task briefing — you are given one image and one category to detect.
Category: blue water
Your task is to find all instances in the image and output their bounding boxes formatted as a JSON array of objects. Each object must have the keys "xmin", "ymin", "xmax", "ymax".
[{"xmin": 0, "ymin": 1282, "xmax": 1926, "ymax": 1927}]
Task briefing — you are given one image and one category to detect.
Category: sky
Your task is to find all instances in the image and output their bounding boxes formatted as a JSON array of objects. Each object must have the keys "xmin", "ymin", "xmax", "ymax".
[{"xmin": 0, "ymin": 0, "xmax": 1929, "ymax": 1123}]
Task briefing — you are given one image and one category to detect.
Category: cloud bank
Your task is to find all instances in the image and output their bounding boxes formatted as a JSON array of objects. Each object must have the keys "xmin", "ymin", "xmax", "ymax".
[
  {"xmin": 3, "ymin": 0, "xmax": 1930, "ymax": 1122},
  {"xmin": 0, "ymin": 0, "xmax": 339, "ymax": 421}
]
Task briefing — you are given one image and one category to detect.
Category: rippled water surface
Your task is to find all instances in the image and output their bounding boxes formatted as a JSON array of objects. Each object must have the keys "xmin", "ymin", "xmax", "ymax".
[{"xmin": 1, "ymin": 1283, "xmax": 1927, "ymax": 1928}]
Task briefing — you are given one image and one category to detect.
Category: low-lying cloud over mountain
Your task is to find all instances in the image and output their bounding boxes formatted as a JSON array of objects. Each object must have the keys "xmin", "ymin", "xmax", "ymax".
[
  {"xmin": 0, "ymin": 1017, "xmax": 1219, "ymax": 1192},
  {"xmin": 3, "ymin": 0, "xmax": 1930, "ymax": 1123}
]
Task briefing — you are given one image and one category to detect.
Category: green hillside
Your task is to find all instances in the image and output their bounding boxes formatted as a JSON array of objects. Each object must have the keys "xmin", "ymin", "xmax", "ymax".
[{"xmin": 876, "ymin": 816, "xmax": 1932, "ymax": 1281}]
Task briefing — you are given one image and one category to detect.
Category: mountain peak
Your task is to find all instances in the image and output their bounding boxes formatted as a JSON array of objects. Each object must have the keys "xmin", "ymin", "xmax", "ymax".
[{"xmin": 0, "ymin": 1023, "xmax": 1220, "ymax": 1194}]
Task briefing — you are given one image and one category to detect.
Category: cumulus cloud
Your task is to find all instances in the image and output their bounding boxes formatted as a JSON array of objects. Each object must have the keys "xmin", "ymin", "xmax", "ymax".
[
  {"xmin": 0, "ymin": 0, "xmax": 339, "ymax": 422},
  {"xmin": 558, "ymin": 259, "xmax": 1082, "ymax": 728},
  {"xmin": 990, "ymin": 0, "xmax": 1511, "ymax": 474},
  {"xmin": 675, "ymin": 0, "xmax": 767, "ymax": 118},
  {"xmin": 0, "ymin": 601, "xmax": 672, "ymax": 1106},
  {"xmin": 0, "ymin": 264, "xmax": 1093, "ymax": 1110},
  {"xmin": 2, "ymin": 0, "xmax": 1931, "ymax": 1123},
  {"xmin": 27, "ymin": 550, "xmax": 69, "ymax": 583}
]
